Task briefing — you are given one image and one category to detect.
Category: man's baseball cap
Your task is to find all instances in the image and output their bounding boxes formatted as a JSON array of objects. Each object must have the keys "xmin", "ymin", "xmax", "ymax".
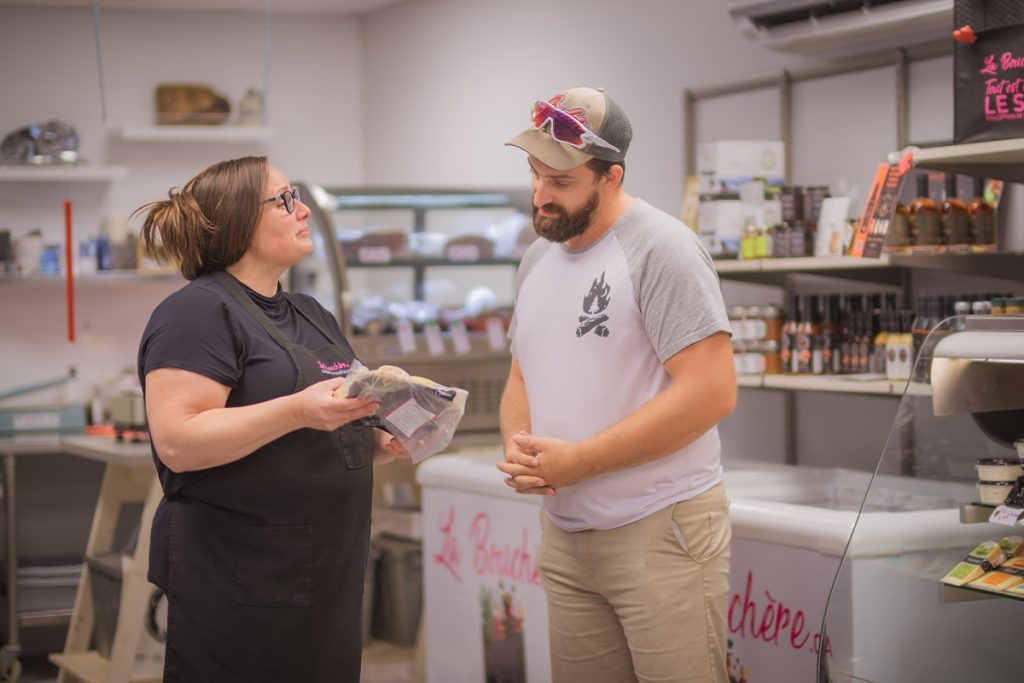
[{"xmin": 506, "ymin": 86, "xmax": 632, "ymax": 171}]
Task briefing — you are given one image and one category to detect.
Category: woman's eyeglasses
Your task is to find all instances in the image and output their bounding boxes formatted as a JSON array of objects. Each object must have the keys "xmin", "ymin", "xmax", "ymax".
[
  {"xmin": 262, "ymin": 186, "xmax": 301, "ymax": 214},
  {"xmin": 531, "ymin": 100, "xmax": 620, "ymax": 153}
]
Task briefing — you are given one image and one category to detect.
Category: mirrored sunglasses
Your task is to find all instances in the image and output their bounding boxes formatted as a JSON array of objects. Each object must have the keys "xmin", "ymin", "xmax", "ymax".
[{"xmin": 531, "ymin": 100, "xmax": 620, "ymax": 153}]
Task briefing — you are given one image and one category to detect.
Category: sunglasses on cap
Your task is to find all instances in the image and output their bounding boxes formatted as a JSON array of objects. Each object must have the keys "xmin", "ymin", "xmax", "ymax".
[
  {"xmin": 262, "ymin": 186, "xmax": 301, "ymax": 214},
  {"xmin": 531, "ymin": 100, "xmax": 620, "ymax": 153}
]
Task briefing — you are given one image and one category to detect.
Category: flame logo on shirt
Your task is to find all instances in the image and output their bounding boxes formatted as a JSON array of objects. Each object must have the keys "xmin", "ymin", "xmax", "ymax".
[{"xmin": 577, "ymin": 271, "xmax": 611, "ymax": 338}]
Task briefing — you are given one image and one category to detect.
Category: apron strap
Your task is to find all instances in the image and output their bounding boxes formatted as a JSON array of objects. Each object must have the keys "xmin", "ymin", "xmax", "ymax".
[{"xmin": 212, "ymin": 270, "xmax": 296, "ymax": 350}]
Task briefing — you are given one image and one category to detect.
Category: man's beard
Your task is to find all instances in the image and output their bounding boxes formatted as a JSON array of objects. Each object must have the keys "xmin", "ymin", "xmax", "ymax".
[{"xmin": 532, "ymin": 189, "xmax": 599, "ymax": 243}]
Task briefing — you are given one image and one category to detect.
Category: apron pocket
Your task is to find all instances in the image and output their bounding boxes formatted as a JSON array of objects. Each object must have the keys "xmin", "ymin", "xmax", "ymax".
[
  {"xmin": 234, "ymin": 525, "xmax": 312, "ymax": 607},
  {"xmin": 333, "ymin": 426, "xmax": 374, "ymax": 469}
]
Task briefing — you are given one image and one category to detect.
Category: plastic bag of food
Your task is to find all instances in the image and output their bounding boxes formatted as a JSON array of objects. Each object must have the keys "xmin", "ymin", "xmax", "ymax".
[{"xmin": 344, "ymin": 361, "xmax": 468, "ymax": 463}]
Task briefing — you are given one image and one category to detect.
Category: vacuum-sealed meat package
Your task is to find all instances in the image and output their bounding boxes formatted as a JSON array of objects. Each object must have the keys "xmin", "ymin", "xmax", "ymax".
[{"xmin": 344, "ymin": 361, "xmax": 468, "ymax": 463}]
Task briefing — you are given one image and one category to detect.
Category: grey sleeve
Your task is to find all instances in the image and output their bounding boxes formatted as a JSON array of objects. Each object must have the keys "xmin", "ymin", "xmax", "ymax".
[
  {"xmin": 508, "ymin": 239, "xmax": 552, "ymax": 357},
  {"xmin": 621, "ymin": 218, "xmax": 731, "ymax": 363}
]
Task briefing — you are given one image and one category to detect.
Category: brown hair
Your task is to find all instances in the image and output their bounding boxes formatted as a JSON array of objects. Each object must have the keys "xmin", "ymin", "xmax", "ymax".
[
  {"xmin": 586, "ymin": 157, "xmax": 625, "ymax": 185},
  {"xmin": 134, "ymin": 156, "xmax": 269, "ymax": 280}
]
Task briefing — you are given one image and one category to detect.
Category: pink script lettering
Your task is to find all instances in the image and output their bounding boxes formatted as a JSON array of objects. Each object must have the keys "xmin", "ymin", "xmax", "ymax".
[
  {"xmin": 469, "ymin": 512, "xmax": 542, "ymax": 586},
  {"xmin": 728, "ymin": 570, "xmax": 832, "ymax": 656},
  {"xmin": 432, "ymin": 507, "xmax": 463, "ymax": 582}
]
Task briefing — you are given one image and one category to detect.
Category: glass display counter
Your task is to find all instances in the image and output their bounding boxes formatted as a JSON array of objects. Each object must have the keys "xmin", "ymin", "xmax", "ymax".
[{"xmin": 817, "ymin": 315, "xmax": 1024, "ymax": 682}]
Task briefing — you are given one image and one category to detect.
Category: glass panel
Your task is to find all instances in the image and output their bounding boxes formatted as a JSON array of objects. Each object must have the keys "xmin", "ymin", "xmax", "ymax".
[{"xmin": 817, "ymin": 314, "xmax": 1024, "ymax": 682}]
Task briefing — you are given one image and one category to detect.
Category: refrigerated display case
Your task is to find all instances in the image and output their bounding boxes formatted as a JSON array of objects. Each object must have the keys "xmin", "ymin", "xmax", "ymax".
[
  {"xmin": 817, "ymin": 314, "xmax": 1024, "ymax": 682},
  {"xmin": 288, "ymin": 184, "xmax": 533, "ymax": 436}
]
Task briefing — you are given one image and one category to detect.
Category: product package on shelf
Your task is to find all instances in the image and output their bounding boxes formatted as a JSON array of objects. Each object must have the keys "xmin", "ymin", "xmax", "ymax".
[{"xmin": 343, "ymin": 361, "xmax": 468, "ymax": 464}]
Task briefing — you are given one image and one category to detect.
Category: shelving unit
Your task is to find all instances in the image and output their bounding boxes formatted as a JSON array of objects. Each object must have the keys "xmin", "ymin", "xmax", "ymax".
[
  {"xmin": 0, "ymin": 166, "xmax": 127, "ymax": 182},
  {"xmin": 0, "ymin": 270, "xmax": 180, "ymax": 287},
  {"xmin": 114, "ymin": 125, "xmax": 272, "ymax": 143}
]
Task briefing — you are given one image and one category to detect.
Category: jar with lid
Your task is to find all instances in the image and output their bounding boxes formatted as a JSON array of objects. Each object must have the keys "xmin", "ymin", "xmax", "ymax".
[
  {"xmin": 745, "ymin": 305, "xmax": 765, "ymax": 341},
  {"xmin": 728, "ymin": 306, "xmax": 748, "ymax": 341},
  {"xmin": 761, "ymin": 305, "xmax": 781, "ymax": 342},
  {"xmin": 763, "ymin": 340, "xmax": 782, "ymax": 374}
]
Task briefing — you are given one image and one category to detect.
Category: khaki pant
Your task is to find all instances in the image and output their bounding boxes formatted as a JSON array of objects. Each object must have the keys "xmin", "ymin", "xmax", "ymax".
[{"xmin": 538, "ymin": 483, "xmax": 731, "ymax": 683}]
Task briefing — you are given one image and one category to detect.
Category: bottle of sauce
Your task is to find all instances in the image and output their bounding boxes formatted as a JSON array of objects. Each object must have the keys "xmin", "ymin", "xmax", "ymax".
[
  {"xmin": 909, "ymin": 174, "xmax": 942, "ymax": 249},
  {"xmin": 781, "ymin": 297, "xmax": 799, "ymax": 374},
  {"xmin": 941, "ymin": 173, "xmax": 971, "ymax": 251},
  {"xmin": 967, "ymin": 177, "xmax": 997, "ymax": 251}
]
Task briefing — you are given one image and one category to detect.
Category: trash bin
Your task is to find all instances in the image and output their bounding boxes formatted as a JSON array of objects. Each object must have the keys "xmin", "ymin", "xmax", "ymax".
[
  {"xmin": 363, "ymin": 543, "xmax": 378, "ymax": 644},
  {"xmin": 370, "ymin": 534, "xmax": 422, "ymax": 647}
]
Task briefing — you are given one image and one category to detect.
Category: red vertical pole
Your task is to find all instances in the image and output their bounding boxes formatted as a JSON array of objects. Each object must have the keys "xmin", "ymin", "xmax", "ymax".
[{"xmin": 65, "ymin": 200, "xmax": 75, "ymax": 343}]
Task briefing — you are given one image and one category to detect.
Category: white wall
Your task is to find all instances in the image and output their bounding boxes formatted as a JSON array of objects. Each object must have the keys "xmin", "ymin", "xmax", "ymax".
[
  {"xmin": 357, "ymin": 0, "xmax": 966, "ymax": 469},
  {"xmin": 360, "ymin": 0, "xmax": 814, "ymax": 211},
  {"xmin": 0, "ymin": 6, "xmax": 363, "ymax": 395}
]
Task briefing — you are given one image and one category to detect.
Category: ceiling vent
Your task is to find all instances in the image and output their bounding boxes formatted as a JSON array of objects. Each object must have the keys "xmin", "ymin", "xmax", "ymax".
[{"xmin": 727, "ymin": 0, "xmax": 953, "ymax": 59}]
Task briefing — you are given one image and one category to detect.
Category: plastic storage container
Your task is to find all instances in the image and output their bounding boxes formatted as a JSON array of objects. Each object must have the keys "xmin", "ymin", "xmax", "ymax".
[{"xmin": 371, "ymin": 535, "xmax": 423, "ymax": 647}]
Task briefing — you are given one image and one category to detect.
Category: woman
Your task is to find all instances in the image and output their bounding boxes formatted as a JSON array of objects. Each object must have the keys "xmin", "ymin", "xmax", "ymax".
[{"xmin": 136, "ymin": 156, "xmax": 406, "ymax": 682}]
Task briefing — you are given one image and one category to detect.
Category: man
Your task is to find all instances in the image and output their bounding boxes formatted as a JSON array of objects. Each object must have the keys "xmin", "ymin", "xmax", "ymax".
[{"xmin": 497, "ymin": 86, "xmax": 736, "ymax": 683}]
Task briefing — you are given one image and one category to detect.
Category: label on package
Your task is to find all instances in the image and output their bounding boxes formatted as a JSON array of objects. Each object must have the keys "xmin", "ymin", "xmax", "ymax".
[
  {"xmin": 990, "ymin": 505, "xmax": 1024, "ymax": 527},
  {"xmin": 384, "ymin": 398, "xmax": 435, "ymax": 437}
]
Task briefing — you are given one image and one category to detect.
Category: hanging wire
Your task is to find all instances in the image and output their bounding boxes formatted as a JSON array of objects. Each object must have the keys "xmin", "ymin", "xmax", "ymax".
[
  {"xmin": 92, "ymin": 0, "xmax": 108, "ymax": 124},
  {"xmin": 262, "ymin": 0, "xmax": 272, "ymax": 126}
]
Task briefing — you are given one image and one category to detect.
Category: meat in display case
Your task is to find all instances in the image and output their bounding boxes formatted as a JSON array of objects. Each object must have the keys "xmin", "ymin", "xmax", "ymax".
[
  {"xmin": 288, "ymin": 184, "xmax": 534, "ymax": 434},
  {"xmin": 817, "ymin": 314, "xmax": 1024, "ymax": 683}
]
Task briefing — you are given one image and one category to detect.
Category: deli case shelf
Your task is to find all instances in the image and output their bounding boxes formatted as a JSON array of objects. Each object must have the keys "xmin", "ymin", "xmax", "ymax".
[{"xmin": 817, "ymin": 315, "xmax": 1024, "ymax": 682}]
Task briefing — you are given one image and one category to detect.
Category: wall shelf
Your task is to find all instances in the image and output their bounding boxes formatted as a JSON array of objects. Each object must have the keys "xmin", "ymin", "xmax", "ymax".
[
  {"xmin": 115, "ymin": 125, "xmax": 272, "ymax": 143},
  {"xmin": 913, "ymin": 137, "xmax": 1024, "ymax": 185},
  {"xmin": 735, "ymin": 374, "xmax": 930, "ymax": 397},
  {"xmin": 0, "ymin": 270, "xmax": 180, "ymax": 287},
  {"xmin": 0, "ymin": 165, "xmax": 127, "ymax": 182},
  {"xmin": 714, "ymin": 253, "xmax": 1024, "ymax": 285}
]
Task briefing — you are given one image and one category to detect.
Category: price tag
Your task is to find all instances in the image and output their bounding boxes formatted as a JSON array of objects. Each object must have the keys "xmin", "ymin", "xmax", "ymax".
[
  {"xmin": 485, "ymin": 317, "xmax": 506, "ymax": 352},
  {"xmin": 396, "ymin": 319, "xmax": 417, "ymax": 354},
  {"xmin": 989, "ymin": 505, "xmax": 1024, "ymax": 527},
  {"xmin": 447, "ymin": 244, "xmax": 480, "ymax": 262},
  {"xmin": 358, "ymin": 246, "xmax": 392, "ymax": 263},
  {"xmin": 450, "ymin": 320, "xmax": 471, "ymax": 355},
  {"xmin": 424, "ymin": 322, "xmax": 445, "ymax": 356}
]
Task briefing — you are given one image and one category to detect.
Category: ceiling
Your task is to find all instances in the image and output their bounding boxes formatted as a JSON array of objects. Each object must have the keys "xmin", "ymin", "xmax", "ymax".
[{"xmin": 0, "ymin": 0, "xmax": 410, "ymax": 15}]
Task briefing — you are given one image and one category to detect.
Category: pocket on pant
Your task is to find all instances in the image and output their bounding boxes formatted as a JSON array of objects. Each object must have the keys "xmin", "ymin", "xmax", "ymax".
[
  {"xmin": 669, "ymin": 489, "xmax": 730, "ymax": 563},
  {"xmin": 332, "ymin": 425, "xmax": 374, "ymax": 469},
  {"xmin": 234, "ymin": 525, "xmax": 312, "ymax": 607}
]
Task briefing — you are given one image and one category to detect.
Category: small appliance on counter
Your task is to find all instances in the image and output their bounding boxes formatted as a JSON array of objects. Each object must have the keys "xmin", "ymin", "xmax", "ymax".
[
  {"xmin": 109, "ymin": 392, "xmax": 147, "ymax": 442},
  {"xmin": 0, "ymin": 368, "xmax": 87, "ymax": 437}
]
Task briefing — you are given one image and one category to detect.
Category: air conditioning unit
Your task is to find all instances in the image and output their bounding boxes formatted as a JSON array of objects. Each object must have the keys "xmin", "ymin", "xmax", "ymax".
[{"xmin": 728, "ymin": 0, "xmax": 953, "ymax": 59}]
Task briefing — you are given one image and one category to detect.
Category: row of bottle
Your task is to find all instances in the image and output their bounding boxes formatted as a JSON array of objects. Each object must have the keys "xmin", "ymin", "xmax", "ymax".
[
  {"xmin": 888, "ymin": 174, "xmax": 996, "ymax": 251},
  {"xmin": 910, "ymin": 292, "xmax": 1021, "ymax": 382},
  {"xmin": 775, "ymin": 293, "xmax": 916, "ymax": 379}
]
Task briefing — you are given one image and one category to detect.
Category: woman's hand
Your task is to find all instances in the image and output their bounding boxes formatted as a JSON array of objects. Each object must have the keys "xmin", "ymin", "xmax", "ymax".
[
  {"xmin": 373, "ymin": 429, "xmax": 411, "ymax": 465},
  {"xmin": 294, "ymin": 378, "xmax": 380, "ymax": 431}
]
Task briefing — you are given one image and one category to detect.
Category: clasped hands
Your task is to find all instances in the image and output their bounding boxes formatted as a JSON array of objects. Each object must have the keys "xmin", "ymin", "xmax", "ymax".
[{"xmin": 497, "ymin": 431, "xmax": 593, "ymax": 496}]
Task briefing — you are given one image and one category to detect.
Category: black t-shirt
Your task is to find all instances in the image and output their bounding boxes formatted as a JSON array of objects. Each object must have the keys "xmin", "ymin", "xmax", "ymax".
[
  {"xmin": 139, "ymin": 272, "xmax": 343, "ymax": 399},
  {"xmin": 138, "ymin": 271, "xmax": 354, "ymax": 479},
  {"xmin": 137, "ymin": 272, "xmax": 353, "ymax": 589}
]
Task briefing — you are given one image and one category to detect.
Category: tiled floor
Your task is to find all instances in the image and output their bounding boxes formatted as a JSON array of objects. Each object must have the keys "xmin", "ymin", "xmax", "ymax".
[{"xmin": 14, "ymin": 640, "xmax": 417, "ymax": 682}]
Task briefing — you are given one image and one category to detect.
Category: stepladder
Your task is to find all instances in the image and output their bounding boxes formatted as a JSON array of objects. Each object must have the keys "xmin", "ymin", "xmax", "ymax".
[{"xmin": 50, "ymin": 457, "xmax": 163, "ymax": 683}]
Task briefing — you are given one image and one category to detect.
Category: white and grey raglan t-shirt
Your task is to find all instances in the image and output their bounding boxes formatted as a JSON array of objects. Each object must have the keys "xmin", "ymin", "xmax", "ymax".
[{"xmin": 510, "ymin": 199, "xmax": 731, "ymax": 532}]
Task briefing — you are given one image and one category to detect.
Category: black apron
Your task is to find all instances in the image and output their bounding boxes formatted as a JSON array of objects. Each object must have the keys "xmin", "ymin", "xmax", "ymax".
[{"xmin": 160, "ymin": 271, "xmax": 374, "ymax": 683}]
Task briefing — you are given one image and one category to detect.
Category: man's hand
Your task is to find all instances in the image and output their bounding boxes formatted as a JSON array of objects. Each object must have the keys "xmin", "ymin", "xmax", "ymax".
[{"xmin": 497, "ymin": 432, "xmax": 594, "ymax": 494}]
